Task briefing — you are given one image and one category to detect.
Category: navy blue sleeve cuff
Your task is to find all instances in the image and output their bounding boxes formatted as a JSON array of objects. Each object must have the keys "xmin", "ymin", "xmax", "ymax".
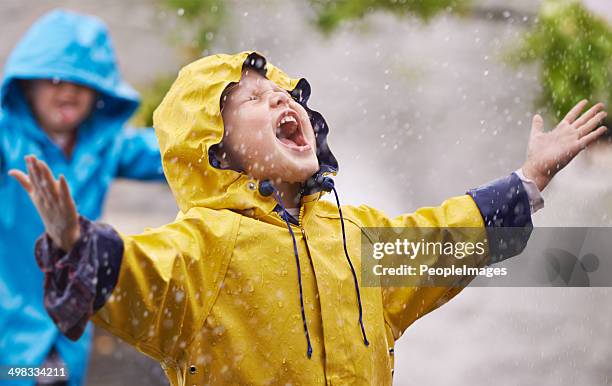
[
  {"xmin": 34, "ymin": 217, "xmax": 124, "ymax": 341},
  {"xmin": 91, "ymin": 221, "xmax": 124, "ymax": 311},
  {"xmin": 467, "ymin": 172, "xmax": 533, "ymax": 264}
]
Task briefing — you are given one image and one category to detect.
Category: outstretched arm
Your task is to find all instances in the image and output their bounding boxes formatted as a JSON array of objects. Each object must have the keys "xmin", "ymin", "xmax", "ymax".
[
  {"xmin": 115, "ymin": 127, "xmax": 166, "ymax": 181},
  {"xmin": 10, "ymin": 156, "xmax": 227, "ymax": 361},
  {"xmin": 10, "ymin": 156, "xmax": 120, "ymax": 338},
  {"xmin": 380, "ymin": 100, "xmax": 607, "ymax": 340}
]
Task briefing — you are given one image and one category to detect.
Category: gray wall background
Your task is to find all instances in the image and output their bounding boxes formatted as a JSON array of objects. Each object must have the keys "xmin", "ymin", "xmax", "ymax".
[{"xmin": 1, "ymin": 0, "xmax": 611, "ymax": 384}]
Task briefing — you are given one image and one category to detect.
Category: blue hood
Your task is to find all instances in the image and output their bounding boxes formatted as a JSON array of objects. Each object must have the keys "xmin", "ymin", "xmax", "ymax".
[
  {"xmin": 0, "ymin": 9, "xmax": 140, "ymax": 142},
  {"xmin": 0, "ymin": 10, "xmax": 162, "ymax": 386}
]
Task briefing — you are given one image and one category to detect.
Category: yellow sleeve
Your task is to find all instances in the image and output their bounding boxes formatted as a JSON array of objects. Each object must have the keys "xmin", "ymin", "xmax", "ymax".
[
  {"xmin": 354, "ymin": 195, "xmax": 486, "ymax": 341},
  {"xmin": 91, "ymin": 208, "xmax": 239, "ymax": 361}
]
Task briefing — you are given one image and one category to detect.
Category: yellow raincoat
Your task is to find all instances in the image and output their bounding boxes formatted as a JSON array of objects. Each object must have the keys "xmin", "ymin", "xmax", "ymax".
[{"xmin": 91, "ymin": 52, "xmax": 487, "ymax": 385}]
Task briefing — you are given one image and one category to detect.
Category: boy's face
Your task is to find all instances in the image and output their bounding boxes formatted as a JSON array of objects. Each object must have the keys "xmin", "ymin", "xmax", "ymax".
[
  {"xmin": 219, "ymin": 70, "xmax": 319, "ymax": 184},
  {"xmin": 24, "ymin": 79, "xmax": 96, "ymax": 134}
]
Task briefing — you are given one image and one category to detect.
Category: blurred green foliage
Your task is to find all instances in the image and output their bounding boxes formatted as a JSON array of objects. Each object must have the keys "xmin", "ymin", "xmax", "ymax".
[
  {"xmin": 134, "ymin": 0, "xmax": 611, "ymax": 128},
  {"xmin": 131, "ymin": 75, "xmax": 177, "ymax": 127},
  {"xmin": 132, "ymin": 0, "xmax": 225, "ymax": 126},
  {"xmin": 309, "ymin": 0, "xmax": 471, "ymax": 33},
  {"xmin": 310, "ymin": 0, "xmax": 611, "ymax": 122},
  {"xmin": 164, "ymin": 0, "xmax": 225, "ymax": 58},
  {"xmin": 514, "ymin": 0, "xmax": 612, "ymax": 121}
]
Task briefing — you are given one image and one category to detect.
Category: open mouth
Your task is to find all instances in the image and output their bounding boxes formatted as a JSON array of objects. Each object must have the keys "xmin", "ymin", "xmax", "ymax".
[
  {"xmin": 56, "ymin": 101, "xmax": 80, "ymax": 123},
  {"xmin": 274, "ymin": 110, "xmax": 311, "ymax": 152}
]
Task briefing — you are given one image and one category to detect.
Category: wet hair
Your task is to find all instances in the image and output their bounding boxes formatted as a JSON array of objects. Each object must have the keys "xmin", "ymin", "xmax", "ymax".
[{"xmin": 219, "ymin": 82, "xmax": 238, "ymax": 113}]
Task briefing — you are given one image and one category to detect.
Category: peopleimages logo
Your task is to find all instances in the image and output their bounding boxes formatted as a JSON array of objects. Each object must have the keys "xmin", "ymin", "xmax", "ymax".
[{"xmin": 371, "ymin": 264, "xmax": 507, "ymax": 279}]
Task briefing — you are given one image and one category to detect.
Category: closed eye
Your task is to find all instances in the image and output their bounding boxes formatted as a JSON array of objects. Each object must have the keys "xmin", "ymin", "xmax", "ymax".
[
  {"xmin": 245, "ymin": 90, "xmax": 263, "ymax": 102},
  {"xmin": 245, "ymin": 87, "xmax": 290, "ymax": 103},
  {"xmin": 274, "ymin": 87, "xmax": 292, "ymax": 98}
]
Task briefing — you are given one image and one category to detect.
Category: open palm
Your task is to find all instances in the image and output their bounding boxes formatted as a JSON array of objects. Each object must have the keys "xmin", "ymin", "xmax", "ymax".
[
  {"xmin": 523, "ymin": 100, "xmax": 608, "ymax": 191},
  {"xmin": 9, "ymin": 155, "xmax": 80, "ymax": 251}
]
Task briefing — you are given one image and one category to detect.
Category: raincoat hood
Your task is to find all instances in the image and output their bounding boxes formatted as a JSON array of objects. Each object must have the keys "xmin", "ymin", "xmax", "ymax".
[
  {"xmin": 153, "ymin": 52, "xmax": 338, "ymax": 216},
  {"xmin": 0, "ymin": 9, "xmax": 140, "ymax": 143}
]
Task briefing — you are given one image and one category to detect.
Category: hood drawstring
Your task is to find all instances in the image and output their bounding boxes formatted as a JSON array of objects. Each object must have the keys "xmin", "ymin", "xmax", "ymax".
[
  {"xmin": 263, "ymin": 176, "xmax": 369, "ymax": 359},
  {"xmin": 320, "ymin": 177, "xmax": 370, "ymax": 347},
  {"xmin": 272, "ymin": 189, "xmax": 313, "ymax": 359}
]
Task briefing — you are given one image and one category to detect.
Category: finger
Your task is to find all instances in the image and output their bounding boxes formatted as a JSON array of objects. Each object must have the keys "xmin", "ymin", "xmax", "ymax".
[
  {"xmin": 32, "ymin": 157, "xmax": 59, "ymax": 203},
  {"xmin": 25, "ymin": 158, "xmax": 49, "ymax": 208},
  {"xmin": 8, "ymin": 169, "xmax": 33, "ymax": 193},
  {"xmin": 27, "ymin": 157, "xmax": 53, "ymax": 207},
  {"xmin": 58, "ymin": 175, "xmax": 77, "ymax": 216},
  {"xmin": 31, "ymin": 158, "xmax": 56, "ymax": 204},
  {"xmin": 578, "ymin": 111, "xmax": 607, "ymax": 137},
  {"xmin": 26, "ymin": 157, "xmax": 43, "ymax": 193},
  {"xmin": 562, "ymin": 99, "xmax": 588, "ymax": 124},
  {"xmin": 35, "ymin": 158, "xmax": 60, "ymax": 200},
  {"xmin": 579, "ymin": 126, "xmax": 608, "ymax": 149},
  {"xmin": 531, "ymin": 114, "xmax": 545, "ymax": 135},
  {"xmin": 573, "ymin": 102, "xmax": 605, "ymax": 128}
]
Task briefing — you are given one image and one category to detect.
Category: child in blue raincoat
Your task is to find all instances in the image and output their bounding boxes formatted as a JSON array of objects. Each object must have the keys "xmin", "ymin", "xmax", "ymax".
[{"xmin": 0, "ymin": 9, "xmax": 165, "ymax": 385}]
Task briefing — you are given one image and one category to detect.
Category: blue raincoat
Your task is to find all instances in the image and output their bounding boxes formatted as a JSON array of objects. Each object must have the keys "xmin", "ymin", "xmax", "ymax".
[{"xmin": 0, "ymin": 9, "xmax": 164, "ymax": 385}]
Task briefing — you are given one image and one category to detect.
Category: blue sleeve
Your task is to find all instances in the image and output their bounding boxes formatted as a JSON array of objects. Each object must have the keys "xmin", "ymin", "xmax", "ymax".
[
  {"xmin": 467, "ymin": 172, "xmax": 533, "ymax": 264},
  {"xmin": 0, "ymin": 143, "xmax": 4, "ymax": 185},
  {"xmin": 0, "ymin": 119, "xmax": 6, "ymax": 186},
  {"xmin": 116, "ymin": 127, "xmax": 166, "ymax": 181}
]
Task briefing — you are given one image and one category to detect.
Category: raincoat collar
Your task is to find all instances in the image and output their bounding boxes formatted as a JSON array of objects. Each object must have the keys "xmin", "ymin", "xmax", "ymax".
[{"xmin": 153, "ymin": 51, "xmax": 338, "ymax": 218}]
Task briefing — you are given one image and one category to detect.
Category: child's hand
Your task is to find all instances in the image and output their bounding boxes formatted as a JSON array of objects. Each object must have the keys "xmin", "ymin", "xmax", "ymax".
[
  {"xmin": 9, "ymin": 155, "xmax": 80, "ymax": 251},
  {"xmin": 522, "ymin": 100, "xmax": 608, "ymax": 191}
]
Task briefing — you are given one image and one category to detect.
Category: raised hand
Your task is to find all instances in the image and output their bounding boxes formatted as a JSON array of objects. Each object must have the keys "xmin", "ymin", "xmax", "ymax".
[
  {"xmin": 522, "ymin": 100, "xmax": 608, "ymax": 191},
  {"xmin": 9, "ymin": 155, "xmax": 80, "ymax": 251}
]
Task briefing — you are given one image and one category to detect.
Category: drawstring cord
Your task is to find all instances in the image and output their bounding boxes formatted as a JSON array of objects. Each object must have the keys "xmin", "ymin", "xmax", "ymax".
[
  {"xmin": 263, "ymin": 176, "xmax": 369, "ymax": 358},
  {"xmin": 273, "ymin": 190, "xmax": 313, "ymax": 358},
  {"xmin": 323, "ymin": 179, "xmax": 370, "ymax": 347}
]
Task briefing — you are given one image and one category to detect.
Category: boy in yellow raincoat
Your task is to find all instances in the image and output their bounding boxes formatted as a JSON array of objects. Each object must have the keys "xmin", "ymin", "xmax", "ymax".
[{"xmin": 11, "ymin": 52, "xmax": 608, "ymax": 385}]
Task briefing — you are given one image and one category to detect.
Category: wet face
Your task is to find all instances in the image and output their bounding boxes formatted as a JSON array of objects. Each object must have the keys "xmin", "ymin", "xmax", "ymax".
[
  {"xmin": 219, "ymin": 70, "xmax": 319, "ymax": 184},
  {"xmin": 23, "ymin": 79, "xmax": 96, "ymax": 135}
]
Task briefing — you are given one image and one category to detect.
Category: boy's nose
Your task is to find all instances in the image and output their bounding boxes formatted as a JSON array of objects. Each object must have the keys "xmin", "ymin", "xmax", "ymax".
[
  {"xmin": 58, "ymin": 82, "xmax": 81, "ymax": 96},
  {"xmin": 269, "ymin": 91, "xmax": 290, "ymax": 108}
]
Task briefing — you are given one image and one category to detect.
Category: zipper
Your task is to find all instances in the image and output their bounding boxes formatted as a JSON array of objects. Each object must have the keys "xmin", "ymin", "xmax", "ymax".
[
  {"xmin": 298, "ymin": 204, "xmax": 306, "ymax": 234},
  {"xmin": 297, "ymin": 204, "xmax": 316, "ymax": 265}
]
